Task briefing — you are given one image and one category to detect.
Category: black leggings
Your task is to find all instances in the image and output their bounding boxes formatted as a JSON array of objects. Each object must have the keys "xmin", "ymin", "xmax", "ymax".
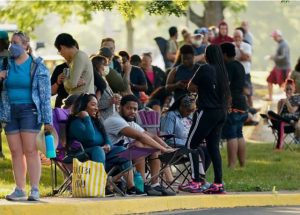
[{"xmin": 186, "ymin": 109, "xmax": 226, "ymax": 183}]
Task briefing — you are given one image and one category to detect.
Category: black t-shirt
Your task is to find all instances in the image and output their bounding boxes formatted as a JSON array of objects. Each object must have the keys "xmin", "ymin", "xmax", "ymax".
[
  {"xmin": 130, "ymin": 66, "xmax": 147, "ymax": 99},
  {"xmin": 51, "ymin": 63, "xmax": 69, "ymax": 108},
  {"xmin": 225, "ymin": 60, "xmax": 247, "ymax": 111},
  {"xmin": 191, "ymin": 64, "xmax": 225, "ymax": 109}
]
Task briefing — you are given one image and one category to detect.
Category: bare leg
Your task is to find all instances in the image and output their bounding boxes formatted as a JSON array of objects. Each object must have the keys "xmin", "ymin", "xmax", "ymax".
[
  {"xmin": 227, "ymin": 138, "xmax": 238, "ymax": 169},
  {"xmin": 149, "ymin": 151, "xmax": 161, "ymax": 184},
  {"xmin": 237, "ymin": 137, "xmax": 246, "ymax": 167},
  {"xmin": 21, "ymin": 132, "xmax": 41, "ymax": 188},
  {"xmin": 7, "ymin": 133, "xmax": 26, "ymax": 189},
  {"xmin": 268, "ymin": 82, "xmax": 273, "ymax": 100}
]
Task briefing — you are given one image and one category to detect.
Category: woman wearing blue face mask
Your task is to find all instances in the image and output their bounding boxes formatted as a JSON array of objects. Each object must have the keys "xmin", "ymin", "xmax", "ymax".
[
  {"xmin": 0, "ymin": 31, "xmax": 52, "ymax": 201},
  {"xmin": 91, "ymin": 55, "xmax": 121, "ymax": 121}
]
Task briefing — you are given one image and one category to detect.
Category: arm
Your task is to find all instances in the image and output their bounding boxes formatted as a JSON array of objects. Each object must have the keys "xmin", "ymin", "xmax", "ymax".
[
  {"xmin": 160, "ymin": 113, "xmax": 185, "ymax": 146},
  {"xmin": 106, "ymin": 68, "xmax": 128, "ymax": 92},
  {"xmin": 285, "ymin": 98, "xmax": 299, "ymax": 113},
  {"xmin": 120, "ymin": 126, "xmax": 168, "ymax": 152},
  {"xmin": 69, "ymin": 116, "xmax": 96, "ymax": 143},
  {"xmin": 37, "ymin": 64, "xmax": 52, "ymax": 124},
  {"xmin": 165, "ymin": 68, "xmax": 186, "ymax": 92},
  {"xmin": 64, "ymin": 53, "xmax": 85, "ymax": 90},
  {"xmin": 130, "ymin": 68, "xmax": 148, "ymax": 92},
  {"xmin": 187, "ymin": 81, "xmax": 198, "ymax": 93},
  {"xmin": 238, "ymin": 48, "xmax": 251, "ymax": 61}
]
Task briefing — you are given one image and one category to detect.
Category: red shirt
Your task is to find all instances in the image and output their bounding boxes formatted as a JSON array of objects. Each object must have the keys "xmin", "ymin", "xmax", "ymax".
[{"xmin": 211, "ymin": 35, "xmax": 234, "ymax": 45}]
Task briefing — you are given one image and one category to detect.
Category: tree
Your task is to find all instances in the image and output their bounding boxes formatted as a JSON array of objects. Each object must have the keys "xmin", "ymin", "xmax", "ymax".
[{"xmin": 0, "ymin": 1, "xmax": 247, "ymax": 51}]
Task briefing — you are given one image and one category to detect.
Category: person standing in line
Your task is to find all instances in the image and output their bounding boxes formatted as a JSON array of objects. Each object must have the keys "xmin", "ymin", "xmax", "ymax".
[
  {"xmin": 54, "ymin": 33, "xmax": 94, "ymax": 95},
  {"xmin": 0, "ymin": 31, "xmax": 53, "ymax": 201},
  {"xmin": 179, "ymin": 45, "xmax": 230, "ymax": 194},
  {"xmin": 266, "ymin": 30, "xmax": 291, "ymax": 101}
]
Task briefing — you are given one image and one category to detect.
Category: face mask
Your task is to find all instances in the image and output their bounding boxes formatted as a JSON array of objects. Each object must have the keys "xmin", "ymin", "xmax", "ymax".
[
  {"xmin": 103, "ymin": 66, "xmax": 110, "ymax": 76},
  {"xmin": 8, "ymin": 44, "xmax": 24, "ymax": 58},
  {"xmin": 193, "ymin": 40, "xmax": 202, "ymax": 47}
]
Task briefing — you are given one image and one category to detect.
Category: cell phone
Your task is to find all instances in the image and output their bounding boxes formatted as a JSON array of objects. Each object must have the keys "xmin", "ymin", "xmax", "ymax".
[{"xmin": 63, "ymin": 68, "xmax": 70, "ymax": 78}]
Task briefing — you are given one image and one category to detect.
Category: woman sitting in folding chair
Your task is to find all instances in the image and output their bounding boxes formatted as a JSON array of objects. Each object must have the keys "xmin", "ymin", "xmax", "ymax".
[
  {"xmin": 267, "ymin": 79, "xmax": 300, "ymax": 149},
  {"xmin": 66, "ymin": 93, "xmax": 141, "ymax": 195},
  {"xmin": 161, "ymin": 94, "xmax": 211, "ymax": 171}
]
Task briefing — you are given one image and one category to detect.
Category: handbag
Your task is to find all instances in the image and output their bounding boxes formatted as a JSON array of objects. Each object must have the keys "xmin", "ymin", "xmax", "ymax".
[{"xmin": 72, "ymin": 158, "xmax": 107, "ymax": 197}]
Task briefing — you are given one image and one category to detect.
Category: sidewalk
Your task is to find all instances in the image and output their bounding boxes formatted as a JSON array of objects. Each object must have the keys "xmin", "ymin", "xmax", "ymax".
[{"xmin": 1, "ymin": 192, "xmax": 300, "ymax": 215}]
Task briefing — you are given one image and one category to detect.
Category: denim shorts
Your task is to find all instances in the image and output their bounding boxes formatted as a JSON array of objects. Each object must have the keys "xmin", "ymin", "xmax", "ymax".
[
  {"xmin": 4, "ymin": 103, "xmax": 42, "ymax": 134},
  {"xmin": 222, "ymin": 112, "xmax": 248, "ymax": 139}
]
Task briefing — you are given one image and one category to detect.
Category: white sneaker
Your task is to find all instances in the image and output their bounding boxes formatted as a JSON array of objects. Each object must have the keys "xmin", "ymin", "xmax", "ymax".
[
  {"xmin": 27, "ymin": 187, "xmax": 40, "ymax": 201},
  {"xmin": 5, "ymin": 188, "xmax": 27, "ymax": 201}
]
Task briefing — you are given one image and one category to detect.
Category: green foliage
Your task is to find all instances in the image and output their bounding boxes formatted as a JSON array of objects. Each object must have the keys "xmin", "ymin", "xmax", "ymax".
[
  {"xmin": 223, "ymin": 0, "xmax": 247, "ymax": 13},
  {"xmin": 146, "ymin": 0, "xmax": 188, "ymax": 17}
]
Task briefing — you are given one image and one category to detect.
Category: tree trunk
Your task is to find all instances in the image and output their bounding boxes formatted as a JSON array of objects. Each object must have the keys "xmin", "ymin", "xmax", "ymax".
[
  {"xmin": 188, "ymin": 1, "xmax": 225, "ymax": 27},
  {"xmin": 126, "ymin": 19, "xmax": 134, "ymax": 54}
]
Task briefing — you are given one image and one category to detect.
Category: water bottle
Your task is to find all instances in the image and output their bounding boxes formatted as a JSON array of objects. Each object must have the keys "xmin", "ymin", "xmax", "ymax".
[
  {"xmin": 134, "ymin": 171, "xmax": 144, "ymax": 193},
  {"xmin": 45, "ymin": 131, "xmax": 56, "ymax": 158}
]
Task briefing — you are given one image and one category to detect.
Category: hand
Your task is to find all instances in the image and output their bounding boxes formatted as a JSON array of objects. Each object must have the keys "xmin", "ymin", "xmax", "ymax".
[
  {"xmin": 111, "ymin": 94, "xmax": 121, "ymax": 105},
  {"xmin": 0, "ymin": 71, "xmax": 7, "ymax": 80},
  {"xmin": 176, "ymin": 80, "xmax": 187, "ymax": 89},
  {"xmin": 77, "ymin": 78, "xmax": 86, "ymax": 87},
  {"xmin": 77, "ymin": 111, "xmax": 89, "ymax": 119},
  {"xmin": 102, "ymin": 144, "xmax": 111, "ymax": 153},
  {"xmin": 44, "ymin": 124, "xmax": 53, "ymax": 133},
  {"xmin": 57, "ymin": 73, "xmax": 65, "ymax": 85},
  {"xmin": 161, "ymin": 147, "xmax": 176, "ymax": 153}
]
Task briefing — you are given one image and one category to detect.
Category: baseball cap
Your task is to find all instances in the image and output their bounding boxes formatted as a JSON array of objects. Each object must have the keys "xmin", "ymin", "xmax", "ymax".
[
  {"xmin": 199, "ymin": 27, "xmax": 209, "ymax": 35},
  {"xmin": 193, "ymin": 29, "xmax": 204, "ymax": 37},
  {"xmin": 271, "ymin": 29, "xmax": 282, "ymax": 37},
  {"xmin": 99, "ymin": 47, "xmax": 113, "ymax": 58},
  {"xmin": 0, "ymin": 31, "xmax": 8, "ymax": 40}
]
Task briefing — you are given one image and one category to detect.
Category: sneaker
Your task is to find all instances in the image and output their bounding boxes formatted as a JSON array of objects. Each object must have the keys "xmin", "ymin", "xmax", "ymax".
[
  {"xmin": 202, "ymin": 183, "xmax": 225, "ymax": 194},
  {"xmin": 144, "ymin": 184, "xmax": 162, "ymax": 196},
  {"xmin": 27, "ymin": 187, "xmax": 40, "ymax": 201},
  {"xmin": 178, "ymin": 180, "xmax": 203, "ymax": 192},
  {"xmin": 5, "ymin": 188, "xmax": 27, "ymax": 201},
  {"xmin": 126, "ymin": 186, "xmax": 147, "ymax": 196},
  {"xmin": 190, "ymin": 182, "xmax": 211, "ymax": 193},
  {"xmin": 152, "ymin": 185, "xmax": 176, "ymax": 196},
  {"xmin": 105, "ymin": 187, "xmax": 115, "ymax": 197}
]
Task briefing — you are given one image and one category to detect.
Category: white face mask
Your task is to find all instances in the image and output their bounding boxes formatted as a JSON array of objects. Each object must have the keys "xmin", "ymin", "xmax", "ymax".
[
  {"xmin": 103, "ymin": 66, "xmax": 110, "ymax": 76},
  {"xmin": 193, "ymin": 39, "xmax": 202, "ymax": 47}
]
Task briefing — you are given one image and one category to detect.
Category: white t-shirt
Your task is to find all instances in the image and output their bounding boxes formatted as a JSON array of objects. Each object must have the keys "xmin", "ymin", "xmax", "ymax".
[
  {"xmin": 234, "ymin": 41, "xmax": 252, "ymax": 75},
  {"xmin": 104, "ymin": 112, "xmax": 145, "ymax": 145}
]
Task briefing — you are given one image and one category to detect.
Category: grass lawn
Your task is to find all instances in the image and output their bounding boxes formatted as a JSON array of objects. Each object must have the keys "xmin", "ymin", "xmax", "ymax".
[{"xmin": 0, "ymin": 134, "xmax": 299, "ymax": 198}]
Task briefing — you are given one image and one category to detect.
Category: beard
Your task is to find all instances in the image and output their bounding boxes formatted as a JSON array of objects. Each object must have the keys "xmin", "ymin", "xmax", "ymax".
[{"xmin": 122, "ymin": 115, "xmax": 136, "ymax": 122}]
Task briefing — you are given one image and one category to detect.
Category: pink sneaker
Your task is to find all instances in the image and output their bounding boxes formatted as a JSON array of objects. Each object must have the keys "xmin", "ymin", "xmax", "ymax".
[
  {"xmin": 202, "ymin": 183, "xmax": 225, "ymax": 194},
  {"xmin": 178, "ymin": 181, "xmax": 204, "ymax": 192}
]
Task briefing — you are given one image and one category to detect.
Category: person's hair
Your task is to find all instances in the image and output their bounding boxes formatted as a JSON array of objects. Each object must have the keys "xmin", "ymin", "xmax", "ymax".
[
  {"xmin": 120, "ymin": 94, "xmax": 139, "ymax": 106},
  {"xmin": 13, "ymin": 31, "xmax": 29, "ymax": 45},
  {"xmin": 54, "ymin": 33, "xmax": 77, "ymax": 50},
  {"xmin": 66, "ymin": 94, "xmax": 108, "ymax": 147},
  {"xmin": 218, "ymin": 21, "xmax": 228, "ymax": 28},
  {"xmin": 90, "ymin": 55, "xmax": 107, "ymax": 94},
  {"xmin": 101, "ymin": 37, "xmax": 115, "ymax": 46},
  {"xmin": 142, "ymin": 52, "xmax": 152, "ymax": 59},
  {"xmin": 180, "ymin": 44, "xmax": 194, "ymax": 56},
  {"xmin": 295, "ymin": 57, "xmax": 300, "ymax": 72},
  {"xmin": 169, "ymin": 26, "xmax": 178, "ymax": 37},
  {"xmin": 220, "ymin": 42, "xmax": 236, "ymax": 58},
  {"xmin": 130, "ymin": 54, "xmax": 142, "ymax": 66},
  {"xmin": 235, "ymin": 27, "xmax": 245, "ymax": 36},
  {"xmin": 147, "ymin": 86, "xmax": 172, "ymax": 109},
  {"xmin": 205, "ymin": 44, "xmax": 231, "ymax": 110},
  {"xmin": 285, "ymin": 78, "xmax": 295, "ymax": 89},
  {"xmin": 62, "ymin": 94, "xmax": 79, "ymax": 109},
  {"xmin": 168, "ymin": 94, "xmax": 196, "ymax": 112},
  {"xmin": 118, "ymin": 50, "xmax": 130, "ymax": 61}
]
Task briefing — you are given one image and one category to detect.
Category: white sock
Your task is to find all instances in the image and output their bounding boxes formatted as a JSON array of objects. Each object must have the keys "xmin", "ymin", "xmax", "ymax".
[{"xmin": 151, "ymin": 183, "xmax": 160, "ymax": 188}]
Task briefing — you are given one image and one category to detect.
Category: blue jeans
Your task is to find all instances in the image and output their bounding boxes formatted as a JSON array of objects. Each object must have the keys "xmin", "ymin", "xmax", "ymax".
[
  {"xmin": 84, "ymin": 145, "xmax": 131, "ymax": 173},
  {"xmin": 222, "ymin": 112, "xmax": 248, "ymax": 139},
  {"xmin": 4, "ymin": 103, "xmax": 41, "ymax": 134}
]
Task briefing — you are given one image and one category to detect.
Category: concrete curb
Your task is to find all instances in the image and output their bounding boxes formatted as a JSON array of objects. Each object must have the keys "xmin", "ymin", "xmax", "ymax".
[{"xmin": 1, "ymin": 193, "xmax": 300, "ymax": 215}]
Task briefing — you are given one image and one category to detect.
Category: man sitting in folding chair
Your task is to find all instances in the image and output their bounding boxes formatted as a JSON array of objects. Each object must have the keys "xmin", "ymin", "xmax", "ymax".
[
  {"xmin": 104, "ymin": 95, "xmax": 176, "ymax": 196},
  {"xmin": 266, "ymin": 79, "xmax": 300, "ymax": 150}
]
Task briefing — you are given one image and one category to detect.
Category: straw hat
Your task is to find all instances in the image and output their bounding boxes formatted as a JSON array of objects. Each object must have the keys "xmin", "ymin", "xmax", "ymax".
[{"xmin": 36, "ymin": 129, "xmax": 59, "ymax": 155}]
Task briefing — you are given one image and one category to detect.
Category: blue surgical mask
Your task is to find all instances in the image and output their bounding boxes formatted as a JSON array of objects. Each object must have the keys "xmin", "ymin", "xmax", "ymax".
[{"xmin": 8, "ymin": 44, "xmax": 25, "ymax": 58}]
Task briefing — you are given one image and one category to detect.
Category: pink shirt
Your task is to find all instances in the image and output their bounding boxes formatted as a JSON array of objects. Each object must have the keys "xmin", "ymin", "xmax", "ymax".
[{"xmin": 145, "ymin": 69, "xmax": 154, "ymax": 85}]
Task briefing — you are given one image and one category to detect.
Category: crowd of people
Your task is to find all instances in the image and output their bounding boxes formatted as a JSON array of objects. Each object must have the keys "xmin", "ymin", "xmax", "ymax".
[{"xmin": 0, "ymin": 19, "xmax": 297, "ymax": 201}]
